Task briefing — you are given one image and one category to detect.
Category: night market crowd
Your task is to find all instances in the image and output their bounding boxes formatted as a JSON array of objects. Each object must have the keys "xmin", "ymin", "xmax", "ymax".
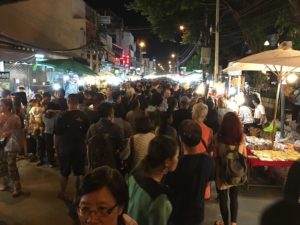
[{"xmin": 0, "ymin": 80, "xmax": 299, "ymax": 225}]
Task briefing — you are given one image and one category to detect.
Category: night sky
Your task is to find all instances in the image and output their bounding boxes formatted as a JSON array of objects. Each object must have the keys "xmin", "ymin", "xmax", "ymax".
[{"xmin": 84, "ymin": 0, "xmax": 184, "ymax": 65}]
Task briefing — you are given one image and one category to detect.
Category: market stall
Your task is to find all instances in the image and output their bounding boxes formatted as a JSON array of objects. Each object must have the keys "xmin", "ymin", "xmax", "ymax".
[
  {"xmin": 224, "ymin": 41, "xmax": 300, "ymax": 140},
  {"xmin": 245, "ymin": 135, "xmax": 300, "ymax": 188}
]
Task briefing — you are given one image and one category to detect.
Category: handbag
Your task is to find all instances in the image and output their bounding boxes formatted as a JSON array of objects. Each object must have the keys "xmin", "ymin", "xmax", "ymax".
[{"xmin": 119, "ymin": 136, "xmax": 135, "ymax": 175}]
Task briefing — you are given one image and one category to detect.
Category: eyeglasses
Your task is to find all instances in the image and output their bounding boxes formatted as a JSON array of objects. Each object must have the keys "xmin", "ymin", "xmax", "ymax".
[{"xmin": 78, "ymin": 204, "xmax": 118, "ymax": 218}]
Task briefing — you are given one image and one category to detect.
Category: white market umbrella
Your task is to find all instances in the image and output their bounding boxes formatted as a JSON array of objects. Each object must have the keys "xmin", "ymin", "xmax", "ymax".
[
  {"xmin": 223, "ymin": 41, "xmax": 300, "ymax": 140},
  {"xmin": 224, "ymin": 61, "xmax": 300, "ymax": 74},
  {"xmin": 223, "ymin": 62, "xmax": 269, "ymax": 73}
]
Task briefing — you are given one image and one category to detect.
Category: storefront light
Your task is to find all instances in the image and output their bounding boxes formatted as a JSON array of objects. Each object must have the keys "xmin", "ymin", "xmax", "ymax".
[
  {"xmin": 195, "ymin": 83, "xmax": 205, "ymax": 95},
  {"xmin": 63, "ymin": 75, "xmax": 69, "ymax": 82},
  {"xmin": 213, "ymin": 83, "xmax": 225, "ymax": 95},
  {"xmin": 229, "ymin": 87, "xmax": 237, "ymax": 96},
  {"xmin": 105, "ymin": 76, "xmax": 122, "ymax": 86},
  {"xmin": 287, "ymin": 73, "xmax": 298, "ymax": 84},
  {"xmin": 53, "ymin": 83, "xmax": 61, "ymax": 90},
  {"xmin": 264, "ymin": 40, "xmax": 270, "ymax": 46},
  {"xmin": 84, "ymin": 76, "xmax": 96, "ymax": 85},
  {"xmin": 32, "ymin": 79, "xmax": 37, "ymax": 83},
  {"xmin": 77, "ymin": 79, "xmax": 85, "ymax": 86},
  {"xmin": 35, "ymin": 54, "xmax": 44, "ymax": 59}
]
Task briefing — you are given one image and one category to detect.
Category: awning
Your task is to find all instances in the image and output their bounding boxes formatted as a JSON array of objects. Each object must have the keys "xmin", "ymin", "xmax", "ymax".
[
  {"xmin": 0, "ymin": 47, "xmax": 35, "ymax": 61},
  {"xmin": 39, "ymin": 58, "xmax": 97, "ymax": 76}
]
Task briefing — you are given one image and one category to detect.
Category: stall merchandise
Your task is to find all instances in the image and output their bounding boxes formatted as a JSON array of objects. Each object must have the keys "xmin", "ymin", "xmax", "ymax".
[
  {"xmin": 246, "ymin": 136, "xmax": 273, "ymax": 150},
  {"xmin": 245, "ymin": 135, "xmax": 300, "ymax": 188},
  {"xmin": 247, "ymin": 148, "xmax": 294, "ymax": 169},
  {"xmin": 251, "ymin": 149, "xmax": 300, "ymax": 161}
]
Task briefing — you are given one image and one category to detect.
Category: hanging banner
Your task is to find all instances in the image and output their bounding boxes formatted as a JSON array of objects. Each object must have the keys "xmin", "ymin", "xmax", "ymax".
[
  {"xmin": 0, "ymin": 71, "xmax": 10, "ymax": 90},
  {"xmin": 200, "ymin": 47, "xmax": 211, "ymax": 65}
]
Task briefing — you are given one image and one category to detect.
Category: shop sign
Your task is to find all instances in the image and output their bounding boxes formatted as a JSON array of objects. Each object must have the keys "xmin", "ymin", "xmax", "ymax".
[
  {"xmin": 200, "ymin": 47, "xmax": 211, "ymax": 65},
  {"xmin": 99, "ymin": 16, "xmax": 111, "ymax": 25},
  {"xmin": 0, "ymin": 71, "xmax": 10, "ymax": 90},
  {"xmin": 0, "ymin": 71, "xmax": 10, "ymax": 80}
]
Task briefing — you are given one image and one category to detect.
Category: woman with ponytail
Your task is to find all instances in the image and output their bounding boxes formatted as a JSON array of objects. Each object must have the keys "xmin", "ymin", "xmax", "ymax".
[{"xmin": 127, "ymin": 135, "xmax": 179, "ymax": 225}]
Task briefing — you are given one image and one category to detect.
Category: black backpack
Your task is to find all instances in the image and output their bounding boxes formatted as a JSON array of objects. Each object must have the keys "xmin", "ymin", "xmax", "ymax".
[
  {"xmin": 219, "ymin": 145, "xmax": 247, "ymax": 186},
  {"xmin": 86, "ymin": 123, "xmax": 116, "ymax": 170},
  {"xmin": 118, "ymin": 135, "xmax": 135, "ymax": 175}
]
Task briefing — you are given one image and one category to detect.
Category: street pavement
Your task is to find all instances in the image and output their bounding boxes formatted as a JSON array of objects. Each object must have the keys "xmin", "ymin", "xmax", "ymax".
[{"xmin": 0, "ymin": 159, "xmax": 282, "ymax": 225}]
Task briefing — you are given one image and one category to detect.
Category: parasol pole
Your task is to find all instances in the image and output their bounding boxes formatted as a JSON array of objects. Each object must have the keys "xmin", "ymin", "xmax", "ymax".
[
  {"xmin": 280, "ymin": 71, "xmax": 286, "ymax": 138},
  {"xmin": 271, "ymin": 74, "xmax": 282, "ymax": 148}
]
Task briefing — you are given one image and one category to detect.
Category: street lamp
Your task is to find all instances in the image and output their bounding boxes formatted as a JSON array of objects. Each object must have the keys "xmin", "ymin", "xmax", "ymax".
[
  {"xmin": 139, "ymin": 41, "xmax": 145, "ymax": 48},
  {"xmin": 287, "ymin": 73, "xmax": 298, "ymax": 84},
  {"xmin": 170, "ymin": 53, "xmax": 178, "ymax": 73},
  {"xmin": 138, "ymin": 41, "xmax": 146, "ymax": 74},
  {"xmin": 179, "ymin": 25, "xmax": 185, "ymax": 31},
  {"xmin": 264, "ymin": 40, "xmax": 270, "ymax": 46}
]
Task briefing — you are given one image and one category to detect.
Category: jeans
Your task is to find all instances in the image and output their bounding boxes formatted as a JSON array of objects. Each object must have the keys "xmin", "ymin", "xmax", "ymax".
[
  {"xmin": 0, "ymin": 150, "xmax": 21, "ymax": 192},
  {"xmin": 218, "ymin": 186, "xmax": 239, "ymax": 225}
]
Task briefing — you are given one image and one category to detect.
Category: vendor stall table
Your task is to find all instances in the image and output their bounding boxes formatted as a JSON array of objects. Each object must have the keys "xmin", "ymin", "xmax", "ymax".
[{"xmin": 246, "ymin": 148, "xmax": 294, "ymax": 189}]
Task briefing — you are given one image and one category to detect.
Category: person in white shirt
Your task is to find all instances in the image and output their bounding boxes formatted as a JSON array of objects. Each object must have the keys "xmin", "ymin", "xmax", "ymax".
[
  {"xmin": 161, "ymin": 88, "xmax": 171, "ymax": 111},
  {"xmin": 252, "ymin": 95, "xmax": 267, "ymax": 128},
  {"xmin": 239, "ymin": 101, "xmax": 254, "ymax": 134},
  {"xmin": 291, "ymin": 89, "xmax": 300, "ymax": 121}
]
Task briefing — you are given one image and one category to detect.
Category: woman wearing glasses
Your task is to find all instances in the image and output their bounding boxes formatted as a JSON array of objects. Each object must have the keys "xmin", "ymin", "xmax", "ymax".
[{"xmin": 77, "ymin": 166, "xmax": 137, "ymax": 225}]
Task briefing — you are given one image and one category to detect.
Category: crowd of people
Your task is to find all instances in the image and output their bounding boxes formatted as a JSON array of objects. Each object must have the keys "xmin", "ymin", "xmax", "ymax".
[{"xmin": 0, "ymin": 79, "xmax": 299, "ymax": 225}]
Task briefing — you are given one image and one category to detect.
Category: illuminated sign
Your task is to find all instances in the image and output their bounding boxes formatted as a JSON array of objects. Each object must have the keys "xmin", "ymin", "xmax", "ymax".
[
  {"xmin": 0, "ymin": 72, "xmax": 10, "ymax": 90},
  {"xmin": 0, "ymin": 71, "xmax": 10, "ymax": 80}
]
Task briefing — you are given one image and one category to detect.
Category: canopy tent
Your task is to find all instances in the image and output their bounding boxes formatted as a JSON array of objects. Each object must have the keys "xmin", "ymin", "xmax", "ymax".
[
  {"xmin": 223, "ymin": 41, "xmax": 300, "ymax": 141},
  {"xmin": 39, "ymin": 58, "xmax": 97, "ymax": 76},
  {"xmin": 223, "ymin": 62, "xmax": 300, "ymax": 74}
]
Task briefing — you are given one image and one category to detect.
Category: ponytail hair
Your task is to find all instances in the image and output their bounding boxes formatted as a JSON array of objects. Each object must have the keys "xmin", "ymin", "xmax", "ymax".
[{"xmin": 136, "ymin": 135, "xmax": 178, "ymax": 176}]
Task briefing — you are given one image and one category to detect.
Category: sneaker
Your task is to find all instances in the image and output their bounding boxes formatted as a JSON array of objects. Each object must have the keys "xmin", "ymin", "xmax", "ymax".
[
  {"xmin": 36, "ymin": 162, "xmax": 44, "ymax": 166},
  {"xmin": 12, "ymin": 191, "xmax": 21, "ymax": 198}
]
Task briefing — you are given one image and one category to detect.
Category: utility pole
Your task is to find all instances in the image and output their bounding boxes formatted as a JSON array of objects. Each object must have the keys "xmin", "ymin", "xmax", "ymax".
[
  {"xmin": 214, "ymin": 0, "xmax": 220, "ymax": 84},
  {"xmin": 176, "ymin": 54, "xmax": 179, "ymax": 74}
]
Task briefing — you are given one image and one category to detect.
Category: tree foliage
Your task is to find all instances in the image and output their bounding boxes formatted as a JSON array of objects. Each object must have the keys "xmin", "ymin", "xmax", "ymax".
[
  {"xmin": 185, "ymin": 52, "xmax": 200, "ymax": 71},
  {"xmin": 129, "ymin": 0, "xmax": 300, "ymax": 66}
]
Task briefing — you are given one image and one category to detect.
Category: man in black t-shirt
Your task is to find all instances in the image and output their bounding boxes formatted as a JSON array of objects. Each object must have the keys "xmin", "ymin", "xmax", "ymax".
[
  {"xmin": 165, "ymin": 119, "xmax": 214, "ymax": 225},
  {"xmin": 52, "ymin": 88, "xmax": 68, "ymax": 111},
  {"xmin": 54, "ymin": 94, "xmax": 89, "ymax": 201},
  {"xmin": 85, "ymin": 102, "xmax": 123, "ymax": 170},
  {"xmin": 15, "ymin": 85, "xmax": 27, "ymax": 107}
]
